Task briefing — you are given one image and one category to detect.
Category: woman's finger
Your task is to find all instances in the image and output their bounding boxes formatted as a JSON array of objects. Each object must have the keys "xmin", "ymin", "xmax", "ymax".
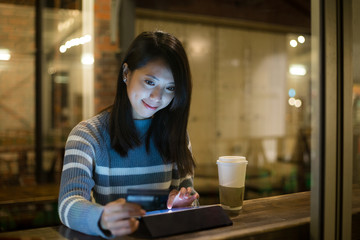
[
  {"xmin": 101, "ymin": 198, "xmax": 145, "ymax": 232},
  {"xmin": 167, "ymin": 189, "xmax": 179, "ymax": 209},
  {"xmin": 171, "ymin": 187, "xmax": 200, "ymax": 208},
  {"xmin": 178, "ymin": 187, "xmax": 187, "ymax": 199}
]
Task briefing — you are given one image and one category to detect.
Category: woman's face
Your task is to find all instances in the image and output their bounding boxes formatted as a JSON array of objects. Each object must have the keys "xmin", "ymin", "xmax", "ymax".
[{"xmin": 124, "ymin": 59, "xmax": 175, "ymax": 119}]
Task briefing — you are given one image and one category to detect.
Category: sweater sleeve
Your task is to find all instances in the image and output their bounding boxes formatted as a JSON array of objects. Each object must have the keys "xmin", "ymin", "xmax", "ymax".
[{"xmin": 58, "ymin": 121, "xmax": 112, "ymax": 239}]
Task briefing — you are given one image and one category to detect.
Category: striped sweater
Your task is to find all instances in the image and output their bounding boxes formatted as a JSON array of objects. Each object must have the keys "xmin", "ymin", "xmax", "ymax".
[{"xmin": 58, "ymin": 111, "xmax": 194, "ymax": 238}]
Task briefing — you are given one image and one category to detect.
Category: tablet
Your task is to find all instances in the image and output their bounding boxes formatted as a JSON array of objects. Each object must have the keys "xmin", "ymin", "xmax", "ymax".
[{"xmin": 135, "ymin": 205, "xmax": 233, "ymax": 238}]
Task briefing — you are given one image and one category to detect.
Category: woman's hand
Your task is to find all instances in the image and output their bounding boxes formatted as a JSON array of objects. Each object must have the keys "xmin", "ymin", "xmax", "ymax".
[
  {"xmin": 100, "ymin": 198, "xmax": 146, "ymax": 236},
  {"xmin": 167, "ymin": 187, "xmax": 200, "ymax": 209}
]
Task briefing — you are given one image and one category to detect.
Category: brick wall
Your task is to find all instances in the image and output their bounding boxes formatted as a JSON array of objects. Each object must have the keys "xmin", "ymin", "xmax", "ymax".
[
  {"xmin": 0, "ymin": 4, "xmax": 35, "ymax": 131},
  {"xmin": 0, "ymin": 1, "xmax": 121, "ymax": 127},
  {"xmin": 94, "ymin": 0, "xmax": 120, "ymax": 113}
]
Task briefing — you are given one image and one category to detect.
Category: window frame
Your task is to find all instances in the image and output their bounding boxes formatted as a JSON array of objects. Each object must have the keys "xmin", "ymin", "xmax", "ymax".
[{"xmin": 310, "ymin": 0, "xmax": 353, "ymax": 239}]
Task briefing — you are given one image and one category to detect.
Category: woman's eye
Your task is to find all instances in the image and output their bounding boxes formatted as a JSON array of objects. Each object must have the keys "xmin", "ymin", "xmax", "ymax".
[
  {"xmin": 167, "ymin": 86, "xmax": 175, "ymax": 92},
  {"xmin": 145, "ymin": 80, "xmax": 155, "ymax": 86}
]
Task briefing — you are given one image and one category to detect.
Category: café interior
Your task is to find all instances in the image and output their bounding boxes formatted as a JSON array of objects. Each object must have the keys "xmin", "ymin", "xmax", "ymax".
[{"xmin": 0, "ymin": 0, "xmax": 359, "ymax": 239}]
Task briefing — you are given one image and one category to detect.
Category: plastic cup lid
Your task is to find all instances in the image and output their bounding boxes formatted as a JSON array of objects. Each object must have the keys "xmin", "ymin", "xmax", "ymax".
[{"xmin": 217, "ymin": 156, "xmax": 247, "ymax": 164}]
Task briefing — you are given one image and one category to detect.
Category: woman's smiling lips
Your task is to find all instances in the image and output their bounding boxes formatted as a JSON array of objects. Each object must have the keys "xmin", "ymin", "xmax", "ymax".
[{"xmin": 142, "ymin": 100, "xmax": 158, "ymax": 110}]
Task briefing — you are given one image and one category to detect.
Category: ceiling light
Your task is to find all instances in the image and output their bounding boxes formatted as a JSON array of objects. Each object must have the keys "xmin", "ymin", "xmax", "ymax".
[
  {"xmin": 60, "ymin": 34, "xmax": 92, "ymax": 53},
  {"xmin": 290, "ymin": 40, "xmax": 298, "ymax": 47},
  {"xmin": 289, "ymin": 64, "xmax": 307, "ymax": 76},
  {"xmin": 81, "ymin": 54, "xmax": 94, "ymax": 65},
  {"xmin": 298, "ymin": 36, "xmax": 305, "ymax": 44},
  {"xmin": 0, "ymin": 49, "xmax": 11, "ymax": 61}
]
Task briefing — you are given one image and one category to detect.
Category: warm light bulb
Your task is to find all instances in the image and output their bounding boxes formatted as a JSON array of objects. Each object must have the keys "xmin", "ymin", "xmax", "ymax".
[
  {"xmin": 298, "ymin": 36, "xmax": 305, "ymax": 44},
  {"xmin": 289, "ymin": 65, "xmax": 307, "ymax": 76},
  {"xmin": 295, "ymin": 99, "xmax": 302, "ymax": 108},
  {"xmin": 81, "ymin": 54, "xmax": 94, "ymax": 65},
  {"xmin": 60, "ymin": 35, "xmax": 92, "ymax": 53},
  {"xmin": 288, "ymin": 97, "xmax": 296, "ymax": 106},
  {"xmin": 290, "ymin": 40, "xmax": 298, "ymax": 47},
  {"xmin": 0, "ymin": 49, "xmax": 11, "ymax": 61},
  {"xmin": 59, "ymin": 45, "xmax": 67, "ymax": 53}
]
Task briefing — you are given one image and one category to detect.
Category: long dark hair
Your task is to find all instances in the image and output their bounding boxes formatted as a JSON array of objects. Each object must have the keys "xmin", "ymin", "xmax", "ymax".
[{"xmin": 109, "ymin": 31, "xmax": 195, "ymax": 177}]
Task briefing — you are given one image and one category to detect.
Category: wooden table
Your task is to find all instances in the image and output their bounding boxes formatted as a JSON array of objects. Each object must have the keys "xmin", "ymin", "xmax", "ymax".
[
  {"xmin": 1, "ymin": 185, "xmax": 359, "ymax": 240},
  {"xmin": 0, "ymin": 184, "xmax": 59, "ymax": 205},
  {"xmin": 0, "ymin": 192, "xmax": 311, "ymax": 240}
]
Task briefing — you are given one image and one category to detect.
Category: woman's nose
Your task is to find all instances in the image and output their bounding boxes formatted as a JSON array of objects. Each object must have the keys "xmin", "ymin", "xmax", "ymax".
[{"xmin": 150, "ymin": 86, "xmax": 163, "ymax": 101}]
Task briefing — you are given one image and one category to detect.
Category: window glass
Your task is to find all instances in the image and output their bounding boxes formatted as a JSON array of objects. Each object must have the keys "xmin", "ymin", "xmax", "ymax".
[
  {"xmin": 353, "ymin": 0, "xmax": 360, "ymax": 234},
  {"xmin": 42, "ymin": 1, "xmax": 84, "ymax": 183},
  {"xmin": 353, "ymin": 0, "xmax": 360, "ymax": 186},
  {"xmin": 0, "ymin": 0, "xmax": 313, "ymax": 232},
  {"xmin": 0, "ymin": 0, "xmax": 91, "ymax": 231},
  {"xmin": 135, "ymin": 1, "xmax": 311, "ymax": 204},
  {"xmin": 0, "ymin": 2, "xmax": 36, "ymax": 186}
]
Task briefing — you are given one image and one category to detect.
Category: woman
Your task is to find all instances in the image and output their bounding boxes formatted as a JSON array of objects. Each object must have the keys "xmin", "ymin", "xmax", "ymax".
[{"xmin": 58, "ymin": 31, "xmax": 199, "ymax": 238}]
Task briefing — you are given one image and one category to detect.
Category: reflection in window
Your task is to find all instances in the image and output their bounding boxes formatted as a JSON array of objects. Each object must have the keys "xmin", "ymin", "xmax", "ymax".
[
  {"xmin": 354, "ymin": 0, "xmax": 360, "ymax": 186},
  {"xmin": 0, "ymin": 0, "xmax": 90, "ymax": 231},
  {"xmin": 135, "ymin": 6, "xmax": 311, "ymax": 203},
  {"xmin": 0, "ymin": 0, "xmax": 312, "ymax": 231}
]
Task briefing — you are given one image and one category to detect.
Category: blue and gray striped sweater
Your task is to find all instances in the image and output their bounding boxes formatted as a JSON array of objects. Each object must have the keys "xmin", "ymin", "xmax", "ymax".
[{"xmin": 58, "ymin": 111, "xmax": 194, "ymax": 238}]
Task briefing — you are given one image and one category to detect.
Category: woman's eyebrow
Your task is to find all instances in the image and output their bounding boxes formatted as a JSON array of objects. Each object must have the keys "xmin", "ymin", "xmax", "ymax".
[
  {"xmin": 145, "ymin": 74, "xmax": 159, "ymax": 81},
  {"xmin": 145, "ymin": 74, "xmax": 175, "ymax": 85}
]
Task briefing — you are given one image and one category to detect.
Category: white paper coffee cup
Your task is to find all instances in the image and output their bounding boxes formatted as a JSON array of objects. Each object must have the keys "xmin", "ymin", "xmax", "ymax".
[{"xmin": 217, "ymin": 156, "xmax": 248, "ymax": 212}]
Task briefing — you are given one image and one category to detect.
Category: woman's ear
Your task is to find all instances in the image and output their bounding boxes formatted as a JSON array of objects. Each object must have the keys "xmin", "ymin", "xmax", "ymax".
[{"xmin": 123, "ymin": 63, "xmax": 130, "ymax": 84}]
